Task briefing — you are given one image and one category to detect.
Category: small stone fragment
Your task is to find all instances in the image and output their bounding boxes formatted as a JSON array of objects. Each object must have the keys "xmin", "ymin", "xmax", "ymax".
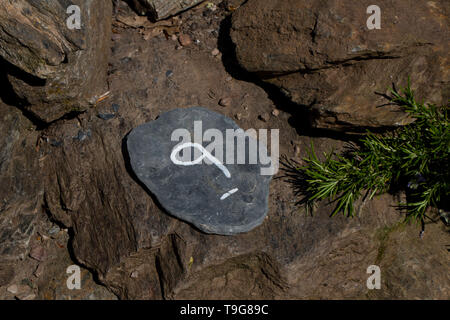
[
  {"xmin": 178, "ymin": 34, "xmax": 192, "ymax": 46},
  {"xmin": 76, "ymin": 130, "xmax": 88, "ymax": 142},
  {"xmin": 8, "ymin": 284, "xmax": 30, "ymax": 296},
  {"xmin": 50, "ymin": 139, "xmax": 62, "ymax": 147},
  {"xmin": 16, "ymin": 293, "xmax": 36, "ymax": 300},
  {"xmin": 7, "ymin": 284, "xmax": 18, "ymax": 294},
  {"xmin": 272, "ymin": 109, "xmax": 280, "ymax": 117},
  {"xmin": 130, "ymin": 271, "xmax": 139, "ymax": 278},
  {"xmin": 206, "ymin": 2, "xmax": 217, "ymax": 11},
  {"xmin": 29, "ymin": 246, "xmax": 47, "ymax": 262},
  {"xmin": 111, "ymin": 103, "xmax": 120, "ymax": 113},
  {"xmin": 48, "ymin": 225, "xmax": 60, "ymax": 236},
  {"xmin": 219, "ymin": 97, "xmax": 232, "ymax": 107},
  {"xmin": 97, "ymin": 113, "xmax": 115, "ymax": 121},
  {"xmin": 211, "ymin": 48, "xmax": 220, "ymax": 56},
  {"xmin": 171, "ymin": 34, "xmax": 177, "ymax": 41}
]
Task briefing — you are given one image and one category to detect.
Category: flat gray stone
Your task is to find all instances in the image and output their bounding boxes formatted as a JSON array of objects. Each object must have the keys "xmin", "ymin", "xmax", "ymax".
[{"xmin": 126, "ymin": 107, "xmax": 273, "ymax": 235}]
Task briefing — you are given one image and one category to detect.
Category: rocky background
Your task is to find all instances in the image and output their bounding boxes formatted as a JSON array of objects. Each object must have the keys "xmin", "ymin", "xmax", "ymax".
[{"xmin": 0, "ymin": 0, "xmax": 448, "ymax": 300}]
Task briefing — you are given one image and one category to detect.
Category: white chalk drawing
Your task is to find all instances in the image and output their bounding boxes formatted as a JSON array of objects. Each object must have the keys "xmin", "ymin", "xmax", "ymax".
[
  {"xmin": 170, "ymin": 142, "xmax": 239, "ymax": 200},
  {"xmin": 220, "ymin": 188, "xmax": 239, "ymax": 200}
]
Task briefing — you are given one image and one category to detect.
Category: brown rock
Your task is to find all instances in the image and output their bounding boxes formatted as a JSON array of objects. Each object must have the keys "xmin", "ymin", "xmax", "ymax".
[
  {"xmin": 0, "ymin": 264, "xmax": 14, "ymax": 287},
  {"xmin": 129, "ymin": 0, "xmax": 205, "ymax": 20},
  {"xmin": 0, "ymin": 103, "xmax": 41, "ymax": 262},
  {"xmin": 7, "ymin": 284, "xmax": 30, "ymax": 296},
  {"xmin": 29, "ymin": 246, "xmax": 47, "ymax": 262},
  {"xmin": 211, "ymin": 48, "xmax": 220, "ymax": 56},
  {"xmin": 7, "ymin": 284, "xmax": 18, "ymax": 295},
  {"xmin": 231, "ymin": 0, "xmax": 450, "ymax": 130},
  {"xmin": 0, "ymin": 0, "xmax": 112, "ymax": 123},
  {"xmin": 39, "ymin": 22, "xmax": 450, "ymax": 301},
  {"xmin": 178, "ymin": 34, "xmax": 192, "ymax": 47}
]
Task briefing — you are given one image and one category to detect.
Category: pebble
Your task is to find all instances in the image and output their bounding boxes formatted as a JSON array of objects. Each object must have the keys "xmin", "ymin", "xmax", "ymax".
[
  {"xmin": 171, "ymin": 34, "xmax": 177, "ymax": 41},
  {"xmin": 259, "ymin": 113, "xmax": 270, "ymax": 122},
  {"xmin": 211, "ymin": 48, "xmax": 220, "ymax": 56},
  {"xmin": 29, "ymin": 245, "xmax": 47, "ymax": 262},
  {"xmin": 7, "ymin": 284, "xmax": 30, "ymax": 296},
  {"xmin": 178, "ymin": 34, "xmax": 192, "ymax": 46},
  {"xmin": 50, "ymin": 139, "xmax": 62, "ymax": 147},
  {"xmin": 97, "ymin": 113, "xmax": 115, "ymax": 121},
  {"xmin": 272, "ymin": 109, "xmax": 280, "ymax": 117},
  {"xmin": 225, "ymin": 76, "xmax": 232, "ymax": 82},
  {"xmin": 219, "ymin": 97, "xmax": 232, "ymax": 107},
  {"xmin": 76, "ymin": 130, "xmax": 88, "ymax": 141},
  {"xmin": 40, "ymin": 234, "xmax": 50, "ymax": 241},
  {"xmin": 111, "ymin": 103, "xmax": 120, "ymax": 113},
  {"xmin": 130, "ymin": 271, "xmax": 139, "ymax": 278},
  {"xmin": 48, "ymin": 225, "xmax": 60, "ymax": 235},
  {"xmin": 7, "ymin": 284, "xmax": 18, "ymax": 294},
  {"xmin": 235, "ymin": 113, "xmax": 242, "ymax": 120}
]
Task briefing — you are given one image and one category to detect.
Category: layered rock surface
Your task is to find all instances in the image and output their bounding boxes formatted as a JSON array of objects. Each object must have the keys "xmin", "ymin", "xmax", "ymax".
[
  {"xmin": 41, "ymin": 20, "xmax": 449, "ymax": 299},
  {"xmin": 0, "ymin": 0, "xmax": 112, "ymax": 122},
  {"xmin": 0, "ymin": 1, "xmax": 448, "ymax": 300},
  {"xmin": 231, "ymin": 0, "xmax": 450, "ymax": 130}
]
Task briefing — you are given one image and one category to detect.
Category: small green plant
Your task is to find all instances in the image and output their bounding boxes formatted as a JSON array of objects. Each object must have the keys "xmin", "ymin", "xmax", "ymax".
[{"xmin": 288, "ymin": 80, "xmax": 449, "ymax": 222}]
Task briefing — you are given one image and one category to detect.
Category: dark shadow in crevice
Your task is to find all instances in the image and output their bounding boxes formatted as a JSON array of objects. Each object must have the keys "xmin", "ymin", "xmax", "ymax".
[
  {"xmin": 217, "ymin": 15, "xmax": 397, "ymax": 143},
  {"xmin": 0, "ymin": 57, "xmax": 86, "ymax": 130},
  {"xmin": 41, "ymin": 199, "xmax": 117, "ymax": 297},
  {"xmin": 154, "ymin": 255, "xmax": 166, "ymax": 300},
  {"xmin": 0, "ymin": 58, "xmax": 48, "ymax": 129}
]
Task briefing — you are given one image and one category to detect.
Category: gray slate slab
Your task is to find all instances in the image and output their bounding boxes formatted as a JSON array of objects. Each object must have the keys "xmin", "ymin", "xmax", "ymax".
[{"xmin": 126, "ymin": 107, "xmax": 273, "ymax": 235}]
